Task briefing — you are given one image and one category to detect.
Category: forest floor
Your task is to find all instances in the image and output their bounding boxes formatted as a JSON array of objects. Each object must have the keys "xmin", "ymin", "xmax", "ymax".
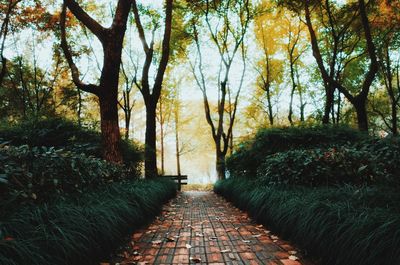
[{"xmin": 105, "ymin": 191, "xmax": 314, "ymax": 265}]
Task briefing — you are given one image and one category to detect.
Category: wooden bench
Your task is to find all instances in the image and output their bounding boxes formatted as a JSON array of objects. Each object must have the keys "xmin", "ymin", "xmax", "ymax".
[{"xmin": 162, "ymin": 175, "xmax": 188, "ymax": 191}]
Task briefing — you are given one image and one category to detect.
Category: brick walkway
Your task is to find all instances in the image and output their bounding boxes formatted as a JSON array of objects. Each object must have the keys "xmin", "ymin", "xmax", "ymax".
[{"xmin": 108, "ymin": 192, "xmax": 313, "ymax": 265}]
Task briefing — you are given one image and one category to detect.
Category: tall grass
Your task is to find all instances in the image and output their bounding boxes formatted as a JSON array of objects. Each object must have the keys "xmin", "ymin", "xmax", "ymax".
[
  {"xmin": 0, "ymin": 178, "xmax": 176, "ymax": 265},
  {"xmin": 215, "ymin": 178, "xmax": 400, "ymax": 265}
]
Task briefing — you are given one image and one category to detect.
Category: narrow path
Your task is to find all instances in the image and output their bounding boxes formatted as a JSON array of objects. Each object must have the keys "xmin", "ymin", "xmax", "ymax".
[{"xmin": 109, "ymin": 192, "xmax": 313, "ymax": 265}]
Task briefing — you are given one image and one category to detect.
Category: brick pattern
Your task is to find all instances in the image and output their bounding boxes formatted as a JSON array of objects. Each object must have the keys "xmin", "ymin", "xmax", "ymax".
[{"xmin": 107, "ymin": 192, "xmax": 313, "ymax": 265}]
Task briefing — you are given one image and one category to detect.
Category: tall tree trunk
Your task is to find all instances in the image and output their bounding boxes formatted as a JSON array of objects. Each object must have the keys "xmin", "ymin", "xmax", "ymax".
[
  {"xmin": 174, "ymin": 107, "xmax": 181, "ymax": 175},
  {"xmin": 61, "ymin": 0, "xmax": 131, "ymax": 164},
  {"xmin": 99, "ymin": 92, "xmax": 123, "ymax": 163},
  {"xmin": 216, "ymin": 149, "xmax": 226, "ymax": 181},
  {"xmin": 159, "ymin": 99, "xmax": 165, "ymax": 175},
  {"xmin": 145, "ymin": 103, "xmax": 158, "ymax": 177}
]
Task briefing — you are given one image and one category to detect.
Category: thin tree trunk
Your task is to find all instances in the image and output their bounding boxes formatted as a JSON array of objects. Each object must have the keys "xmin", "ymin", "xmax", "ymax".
[
  {"xmin": 77, "ymin": 87, "xmax": 82, "ymax": 127},
  {"xmin": 159, "ymin": 99, "xmax": 165, "ymax": 175},
  {"xmin": 336, "ymin": 91, "xmax": 341, "ymax": 124},
  {"xmin": 266, "ymin": 88, "xmax": 274, "ymax": 125},
  {"xmin": 174, "ymin": 106, "xmax": 181, "ymax": 176},
  {"xmin": 288, "ymin": 86, "xmax": 295, "ymax": 126},
  {"xmin": 391, "ymin": 100, "xmax": 397, "ymax": 135}
]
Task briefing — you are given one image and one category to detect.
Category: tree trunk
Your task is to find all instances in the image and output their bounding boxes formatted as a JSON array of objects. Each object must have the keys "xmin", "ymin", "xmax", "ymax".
[
  {"xmin": 145, "ymin": 102, "xmax": 158, "ymax": 177},
  {"xmin": 391, "ymin": 100, "xmax": 397, "ymax": 135},
  {"xmin": 99, "ymin": 94, "xmax": 123, "ymax": 163},
  {"xmin": 77, "ymin": 87, "xmax": 82, "ymax": 127},
  {"xmin": 160, "ymin": 121, "xmax": 165, "ymax": 175},
  {"xmin": 175, "ymin": 109, "xmax": 181, "ymax": 176},
  {"xmin": 288, "ymin": 86, "xmax": 295, "ymax": 126},
  {"xmin": 323, "ymin": 85, "xmax": 335, "ymax": 124},
  {"xmin": 216, "ymin": 150, "xmax": 226, "ymax": 180},
  {"xmin": 124, "ymin": 109, "xmax": 131, "ymax": 140},
  {"xmin": 354, "ymin": 97, "xmax": 368, "ymax": 131},
  {"xmin": 159, "ymin": 99, "xmax": 165, "ymax": 175},
  {"xmin": 336, "ymin": 91, "xmax": 341, "ymax": 124},
  {"xmin": 266, "ymin": 88, "xmax": 274, "ymax": 125}
]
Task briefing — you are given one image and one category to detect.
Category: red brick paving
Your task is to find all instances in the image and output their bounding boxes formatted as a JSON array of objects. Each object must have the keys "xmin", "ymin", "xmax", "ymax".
[{"xmin": 107, "ymin": 191, "xmax": 313, "ymax": 265}]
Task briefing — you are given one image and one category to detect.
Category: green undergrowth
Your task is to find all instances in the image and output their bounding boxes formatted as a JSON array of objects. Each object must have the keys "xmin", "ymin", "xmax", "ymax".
[
  {"xmin": 0, "ymin": 117, "xmax": 143, "ymax": 170},
  {"xmin": 214, "ymin": 178, "xmax": 400, "ymax": 265},
  {"xmin": 0, "ymin": 178, "xmax": 176, "ymax": 265},
  {"xmin": 227, "ymin": 125, "xmax": 367, "ymax": 177}
]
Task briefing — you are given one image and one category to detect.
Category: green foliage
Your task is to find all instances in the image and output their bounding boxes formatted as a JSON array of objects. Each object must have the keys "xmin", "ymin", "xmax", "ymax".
[
  {"xmin": 0, "ymin": 178, "xmax": 177, "ymax": 265},
  {"xmin": 227, "ymin": 125, "xmax": 367, "ymax": 177},
  {"xmin": 0, "ymin": 117, "xmax": 143, "ymax": 170},
  {"xmin": 256, "ymin": 136, "xmax": 400, "ymax": 187},
  {"xmin": 0, "ymin": 145, "xmax": 135, "ymax": 215},
  {"xmin": 215, "ymin": 178, "xmax": 400, "ymax": 265},
  {"xmin": 257, "ymin": 147, "xmax": 378, "ymax": 186}
]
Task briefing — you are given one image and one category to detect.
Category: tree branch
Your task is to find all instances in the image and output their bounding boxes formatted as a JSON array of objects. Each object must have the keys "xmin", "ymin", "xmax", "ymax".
[
  {"xmin": 64, "ymin": 0, "xmax": 106, "ymax": 42},
  {"xmin": 60, "ymin": 3, "xmax": 100, "ymax": 95}
]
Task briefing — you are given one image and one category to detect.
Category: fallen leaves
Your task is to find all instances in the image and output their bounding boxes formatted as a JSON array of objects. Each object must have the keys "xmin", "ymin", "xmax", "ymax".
[
  {"xmin": 189, "ymin": 257, "xmax": 202, "ymax": 263},
  {"xmin": 289, "ymin": 255, "xmax": 299, "ymax": 261},
  {"xmin": 165, "ymin": 237, "xmax": 175, "ymax": 242},
  {"xmin": 186, "ymin": 244, "xmax": 192, "ymax": 249},
  {"xmin": 151, "ymin": 240, "xmax": 162, "ymax": 246}
]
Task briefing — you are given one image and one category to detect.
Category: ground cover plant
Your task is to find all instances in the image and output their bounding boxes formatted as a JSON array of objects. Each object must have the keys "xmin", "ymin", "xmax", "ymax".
[
  {"xmin": 0, "ymin": 178, "xmax": 176, "ymax": 265},
  {"xmin": 215, "ymin": 178, "xmax": 400, "ymax": 265},
  {"xmin": 217, "ymin": 126, "xmax": 400, "ymax": 265}
]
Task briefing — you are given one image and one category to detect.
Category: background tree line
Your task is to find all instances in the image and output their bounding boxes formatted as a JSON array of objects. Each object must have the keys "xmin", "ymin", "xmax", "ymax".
[{"xmin": 0, "ymin": 0, "xmax": 399, "ymax": 179}]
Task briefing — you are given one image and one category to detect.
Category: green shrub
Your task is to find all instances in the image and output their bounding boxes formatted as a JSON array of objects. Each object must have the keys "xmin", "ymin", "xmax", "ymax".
[
  {"xmin": 254, "ymin": 137, "xmax": 400, "ymax": 187},
  {"xmin": 227, "ymin": 125, "xmax": 367, "ymax": 177},
  {"xmin": 0, "ymin": 178, "xmax": 176, "ymax": 265},
  {"xmin": 0, "ymin": 145, "xmax": 134, "ymax": 214},
  {"xmin": 257, "ymin": 147, "xmax": 379, "ymax": 186},
  {"xmin": 215, "ymin": 178, "xmax": 400, "ymax": 265},
  {"xmin": 0, "ymin": 117, "xmax": 143, "ymax": 170}
]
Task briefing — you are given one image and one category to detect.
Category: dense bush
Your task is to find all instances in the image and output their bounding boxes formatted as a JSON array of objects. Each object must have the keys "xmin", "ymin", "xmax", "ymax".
[
  {"xmin": 257, "ymin": 147, "xmax": 375, "ymax": 186},
  {"xmin": 0, "ymin": 145, "xmax": 134, "ymax": 215},
  {"xmin": 215, "ymin": 178, "xmax": 400, "ymax": 265},
  {"xmin": 0, "ymin": 178, "xmax": 177, "ymax": 265},
  {"xmin": 227, "ymin": 125, "xmax": 367, "ymax": 177},
  {"xmin": 255, "ymin": 138, "xmax": 400, "ymax": 187},
  {"xmin": 0, "ymin": 118, "xmax": 143, "ymax": 170}
]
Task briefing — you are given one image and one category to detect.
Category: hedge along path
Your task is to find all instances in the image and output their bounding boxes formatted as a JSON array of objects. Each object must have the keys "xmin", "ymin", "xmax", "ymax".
[{"xmin": 107, "ymin": 192, "xmax": 314, "ymax": 265}]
